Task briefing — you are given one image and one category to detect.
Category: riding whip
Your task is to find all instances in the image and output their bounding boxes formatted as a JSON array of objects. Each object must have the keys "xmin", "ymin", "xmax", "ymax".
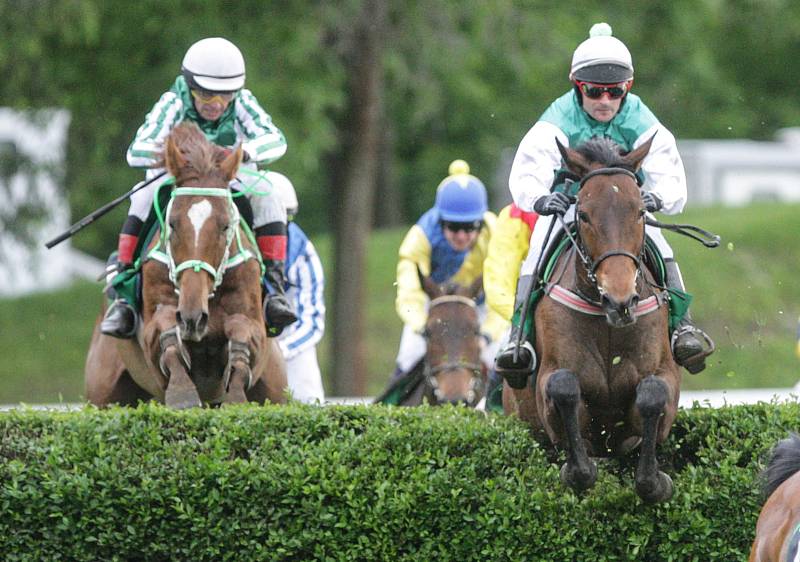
[{"xmin": 45, "ymin": 171, "xmax": 168, "ymax": 249}]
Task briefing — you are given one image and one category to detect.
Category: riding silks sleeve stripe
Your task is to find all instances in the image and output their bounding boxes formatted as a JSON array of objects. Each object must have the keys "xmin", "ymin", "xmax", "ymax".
[
  {"xmin": 127, "ymin": 92, "xmax": 183, "ymax": 168},
  {"xmin": 236, "ymin": 89, "xmax": 287, "ymax": 164},
  {"xmin": 278, "ymin": 241, "xmax": 326, "ymax": 360},
  {"xmin": 395, "ymin": 225, "xmax": 432, "ymax": 332}
]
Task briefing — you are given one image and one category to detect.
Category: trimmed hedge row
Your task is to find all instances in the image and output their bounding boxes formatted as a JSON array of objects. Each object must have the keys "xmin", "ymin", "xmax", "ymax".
[{"xmin": 0, "ymin": 402, "xmax": 794, "ymax": 561}]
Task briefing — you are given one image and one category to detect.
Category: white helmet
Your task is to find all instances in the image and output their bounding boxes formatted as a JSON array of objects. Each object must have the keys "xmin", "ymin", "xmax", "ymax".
[
  {"xmin": 266, "ymin": 171, "xmax": 298, "ymax": 217},
  {"xmin": 570, "ymin": 23, "xmax": 633, "ymax": 83},
  {"xmin": 181, "ymin": 37, "xmax": 245, "ymax": 92}
]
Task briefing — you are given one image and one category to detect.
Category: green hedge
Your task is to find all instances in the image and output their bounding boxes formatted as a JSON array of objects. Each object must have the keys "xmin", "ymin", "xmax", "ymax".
[{"xmin": 0, "ymin": 402, "xmax": 793, "ymax": 561}]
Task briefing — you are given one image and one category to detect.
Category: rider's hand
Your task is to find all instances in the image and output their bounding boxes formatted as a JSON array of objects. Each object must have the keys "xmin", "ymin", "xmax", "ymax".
[
  {"xmin": 533, "ymin": 192, "xmax": 571, "ymax": 216},
  {"xmin": 640, "ymin": 189, "xmax": 663, "ymax": 213}
]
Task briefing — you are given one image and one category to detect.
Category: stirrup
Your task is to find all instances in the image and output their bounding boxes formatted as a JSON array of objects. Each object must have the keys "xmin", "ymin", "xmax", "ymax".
[
  {"xmin": 671, "ymin": 325, "xmax": 715, "ymax": 374},
  {"xmin": 100, "ymin": 300, "xmax": 137, "ymax": 339},
  {"xmin": 494, "ymin": 341, "xmax": 536, "ymax": 389}
]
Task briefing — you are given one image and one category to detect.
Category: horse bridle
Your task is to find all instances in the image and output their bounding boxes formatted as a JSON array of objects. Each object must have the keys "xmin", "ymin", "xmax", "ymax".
[
  {"xmin": 423, "ymin": 295, "xmax": 485, "ymax": 406},
  {"xmin": 149, "ymin": 187, "xmax": 259, "ymax": 297},
  {"xmin": 559, "ymin": 167, "xmax": 646, "ymax": 287}
]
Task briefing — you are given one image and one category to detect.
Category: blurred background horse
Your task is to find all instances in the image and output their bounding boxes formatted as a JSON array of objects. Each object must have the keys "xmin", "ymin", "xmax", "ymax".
[{"xmin": 750, "ymin": 433, "xmax": 800, "ymax": 562}]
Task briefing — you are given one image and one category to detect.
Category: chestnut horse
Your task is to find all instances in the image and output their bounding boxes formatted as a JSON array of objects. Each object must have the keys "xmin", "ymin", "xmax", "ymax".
[
  {"xmin": 376, "ymin": 275, "xmax": 485, "ymax": 407},
  {"xmin": 85, "ymin": 122, "xmax": 286, "ymax": 408},
  {"xmin": 504, "ymin": 136, "xmax": 680, "ymax": 503},
  {"xmin": 750, "ymin": 433, "xmax": 800, "ymax": 562}
]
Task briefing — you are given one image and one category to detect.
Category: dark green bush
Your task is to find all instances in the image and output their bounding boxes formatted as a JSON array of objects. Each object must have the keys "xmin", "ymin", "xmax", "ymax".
[{"xmin": 0, "ymin": 402, "xmax": 792, "ymax": 561}]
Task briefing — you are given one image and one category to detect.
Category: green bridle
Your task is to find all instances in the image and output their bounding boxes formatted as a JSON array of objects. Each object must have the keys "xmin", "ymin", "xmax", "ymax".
[{"xmin": 148, "ymin": 187, "xmax": 261, "ymax": 297}]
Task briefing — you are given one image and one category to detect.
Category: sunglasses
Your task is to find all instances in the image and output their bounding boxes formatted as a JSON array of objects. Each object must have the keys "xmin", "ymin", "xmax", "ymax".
[
  {"xmin": 575, "ymin": 80, "xmax": 631, "ymax": 100},
  {"xmin": 442, "ymin": 220, "xmax": 482, "ymax": 233},
  {"xmin": 191, "ymin": 89, "xmax": 235, "ymax": 105}
]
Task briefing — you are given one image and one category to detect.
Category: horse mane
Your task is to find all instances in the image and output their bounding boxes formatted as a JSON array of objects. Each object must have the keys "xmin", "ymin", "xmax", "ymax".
[
  {"xmin": 761, "ymin": 433, "xmax": 800, "ymax": 498},
  {"xmin": 576, "ymin": 136, "xmax": 636, "ymax": 172},
  {"xmin": 166, "ymin": 122, "xmax": 226, "ymax": 181}
]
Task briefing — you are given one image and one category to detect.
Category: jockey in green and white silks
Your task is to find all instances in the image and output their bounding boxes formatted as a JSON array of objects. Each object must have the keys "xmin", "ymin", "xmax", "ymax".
[
  {"xmin": 101, "ymin": 37, "xmax": 297, "ymax": 340},
  {"xmin": 494, "ymin": 22, "xmax": 714, "ymax": 383}
]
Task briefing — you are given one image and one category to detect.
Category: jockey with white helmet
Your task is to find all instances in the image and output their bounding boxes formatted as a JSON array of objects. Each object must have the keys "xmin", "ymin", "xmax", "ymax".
[
  {"xmin": 102, "ymin": 37, "xmax": 297, "ymax": 340},
  {"xmin": 390, "ymin": 160, "xmax": 505, "ymax": 383},
  {"xmin": 268, "ymin": 172, "xmax": 326, "ymax": 404},
  {"xmin": 495, "ymin": 23, "xmax": 714, "ymax": 384}
]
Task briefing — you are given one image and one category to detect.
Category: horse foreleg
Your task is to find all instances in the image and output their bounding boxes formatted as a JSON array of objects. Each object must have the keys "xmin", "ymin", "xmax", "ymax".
[
  {"xmin": 545, "ymin": 369, "xmax": 597, "ymax": 492},
  {"xmin": 633, "ymin": 375, "xmax": 673, "ymax": 503},
  {"xmin": 223, "ymin": 314, "xmax": 266, "ymax": 404}
]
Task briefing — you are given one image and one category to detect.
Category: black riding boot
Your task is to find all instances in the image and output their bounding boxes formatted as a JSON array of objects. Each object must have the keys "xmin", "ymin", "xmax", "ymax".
[
  {"xmin": 494, "ymin": 275, "xmax": 537, "ymax": 389},
  {"xmin": 100, "ymin": 253, "xmax": 137, "ymax": 339},
  {"xmin": 665, "ymin": 259, "xmax": 714, "ymax": 374},
  {"xmin": 263, "ymin": 259, "xmax": 297, "ymax": 337},
  {"xmin": 100, "ymin": 299, "xmax": 137, "ymax": 339}
]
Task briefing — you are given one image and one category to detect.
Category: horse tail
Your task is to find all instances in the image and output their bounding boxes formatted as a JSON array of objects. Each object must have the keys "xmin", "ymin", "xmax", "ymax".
[{"xmin": 762, "ymin": 433, "xmax": 800, "ymax": 498}]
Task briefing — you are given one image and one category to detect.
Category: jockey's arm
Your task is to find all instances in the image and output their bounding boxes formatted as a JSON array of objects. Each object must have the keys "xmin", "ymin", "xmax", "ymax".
[
  {"xmin": 509, "ymin": 121, "xmax": 567, "ymax": 212},
  {"xmin": 278, "ymin": 237, "xmax": 326, "ymax": 360},
  {"xmin": 127, "ymin": 91, "xmax": 183, "ymax": 169},
  {"xmin": 395, "ymin": 226, "xmax": 431, "ymax": 333},
  {"xmin": 234, "ymin": 89, "xmax": 287, "ymax": 165},
  {"xmin": 484, "ymin": 204, "xmax": 535, "ymax": 322},
  {"xmin": 637, "ymin": 124, "xmax": 688, "ymax": 215}
]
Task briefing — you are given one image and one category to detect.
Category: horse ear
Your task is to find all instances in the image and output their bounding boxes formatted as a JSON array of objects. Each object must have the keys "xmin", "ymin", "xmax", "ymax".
[
  {"xmin": 466, "ymin": 275, "xmax": 483, "ymax": 301},
  {"xmin": 623, "ymin": 132, "xmax": 657, "ymax": 172},
  {"xmin": 220, "ymin": 144, "xmax": 243, "ymax": 181},
  {"xmin": 164, "ymin": 133, "xmax": 186, "ymax": 177},
  {"xmin": 417, "ymin": 266, "xmax": 442, "ymax": 299},
  {"xmin": 556, "ymin": 137, "xmax": 591, "ymax": 177}
]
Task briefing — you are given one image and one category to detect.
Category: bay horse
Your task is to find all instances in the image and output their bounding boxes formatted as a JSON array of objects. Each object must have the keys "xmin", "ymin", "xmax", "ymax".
[
  {"xmin": 376, "ymin": 275, "xmax": 485, "ymax": 407},
  {"xmin": 504, "ymin": 135, "xmax": 680, "ymax": 504},
  {"xmin": 85, "ymin": 122, "xmax": 287, "ymax": 408},
  {"xmin": 750, "ymin": 433, "xmax": 800, "ymax": 562}
]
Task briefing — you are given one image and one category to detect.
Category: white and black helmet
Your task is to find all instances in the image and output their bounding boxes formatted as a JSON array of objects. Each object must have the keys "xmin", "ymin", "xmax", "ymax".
[
  {"xmin": 181, "ymin": 37, "xmax": 245, "ymax": 92},
  {"xmin": 570, "ymin": 23, "xmax": 633, "ymax": 83}
]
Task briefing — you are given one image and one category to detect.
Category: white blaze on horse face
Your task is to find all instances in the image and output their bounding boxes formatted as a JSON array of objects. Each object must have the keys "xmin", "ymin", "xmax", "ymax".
[{"xmin": 187, "ymin": 200, "xmax": 213, "ymax": 249}]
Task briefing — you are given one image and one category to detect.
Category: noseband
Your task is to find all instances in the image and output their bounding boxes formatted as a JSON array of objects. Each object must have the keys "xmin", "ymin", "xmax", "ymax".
[
  {"xmin": 561, "ymin": 167, "xmax": 645, "ymax": 286},
  {"xmin": 423, "ymin": 295, "xmax": 484, "ymax": 405}
]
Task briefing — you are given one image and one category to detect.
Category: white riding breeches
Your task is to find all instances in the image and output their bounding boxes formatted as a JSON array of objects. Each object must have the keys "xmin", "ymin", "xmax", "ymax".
[
  {"xmin": 285, "ymin": 346, "xmax": 325, "ymax": 404},
  {"xmin": 126, "ymin": 166, "xmax": 287, "ymax": 229},
  {"xmin": 520, "ymin": 210, "xmax": 674, "ymax": 277},
  {"xmin": 394, "ymin": 303, "xmax": 497, "ymax": 375}
]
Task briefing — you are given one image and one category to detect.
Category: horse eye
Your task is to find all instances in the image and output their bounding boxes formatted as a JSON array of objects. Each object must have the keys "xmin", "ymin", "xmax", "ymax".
[{"xmin": 578, "ymin": 211, "xmax": 590, "ymax": 223}]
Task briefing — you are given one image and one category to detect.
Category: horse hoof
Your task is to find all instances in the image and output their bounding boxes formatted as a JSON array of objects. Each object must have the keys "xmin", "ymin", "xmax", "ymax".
[
  {"xmin": 165, "ymin": 385, "xmax": 202, "ymax": 410},
  {"xmin": 560, "ymin": 460, "xmax": 598, "ymax": 492},
  {"xmin": 636, "ymin": 470, "xmax": 674, "ymax": 504},
  {"xmin": 225, "ymin": 384, "xmax": 248, "ymax": 405}
]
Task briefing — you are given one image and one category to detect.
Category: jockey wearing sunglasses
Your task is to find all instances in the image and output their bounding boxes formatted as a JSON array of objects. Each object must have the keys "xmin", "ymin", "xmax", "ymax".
[
  {"xmin": 101, "ymin": 37, "xmax": 297, "ymax": 340},
  {"xmin": 388, "ymin": 160, "xmax": 507, "ymax": 386},
  {"xmin": 495, "ymin": 22, "xmax": 714, "ymax": 381}
]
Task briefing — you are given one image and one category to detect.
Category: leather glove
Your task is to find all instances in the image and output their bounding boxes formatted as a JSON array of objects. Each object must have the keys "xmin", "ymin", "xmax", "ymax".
[
  {"xmin": 533, "ymin": 192, "xmax": 572, "ymax": 216},
  {"xmin": 640, "ymin": 189, "xmax": 663, "ymax": 213}
]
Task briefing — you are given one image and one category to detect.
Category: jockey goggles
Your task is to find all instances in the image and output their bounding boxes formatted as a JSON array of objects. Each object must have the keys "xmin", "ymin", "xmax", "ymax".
[
  {"xmin": 575, "ymin": 79, "xmax": 631, "ymax": 100},
  {"xmin": 191, "ymin": 89, "xmax": 236, "ymax": 105},
  {"xmin": 441, "ymin": 219, "xmax": 483, "ymax": 233}
]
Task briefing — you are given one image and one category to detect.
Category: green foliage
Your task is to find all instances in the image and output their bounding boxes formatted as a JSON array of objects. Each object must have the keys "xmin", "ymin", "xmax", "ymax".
[{"xmin": 0, "ymin": 402, "xmax": 792, "ymax": 560}]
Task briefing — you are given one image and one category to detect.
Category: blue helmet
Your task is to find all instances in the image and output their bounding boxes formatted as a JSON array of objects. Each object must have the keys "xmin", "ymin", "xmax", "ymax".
[{"xmin": 434, "ymin": 160, "xmax": 488, "ymax": 222}]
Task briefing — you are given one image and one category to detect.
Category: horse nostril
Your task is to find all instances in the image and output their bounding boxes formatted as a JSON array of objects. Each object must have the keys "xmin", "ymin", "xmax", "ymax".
[{"xmin": 197, "ymin": 312, "xmax": 208, "ymax": 334}]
